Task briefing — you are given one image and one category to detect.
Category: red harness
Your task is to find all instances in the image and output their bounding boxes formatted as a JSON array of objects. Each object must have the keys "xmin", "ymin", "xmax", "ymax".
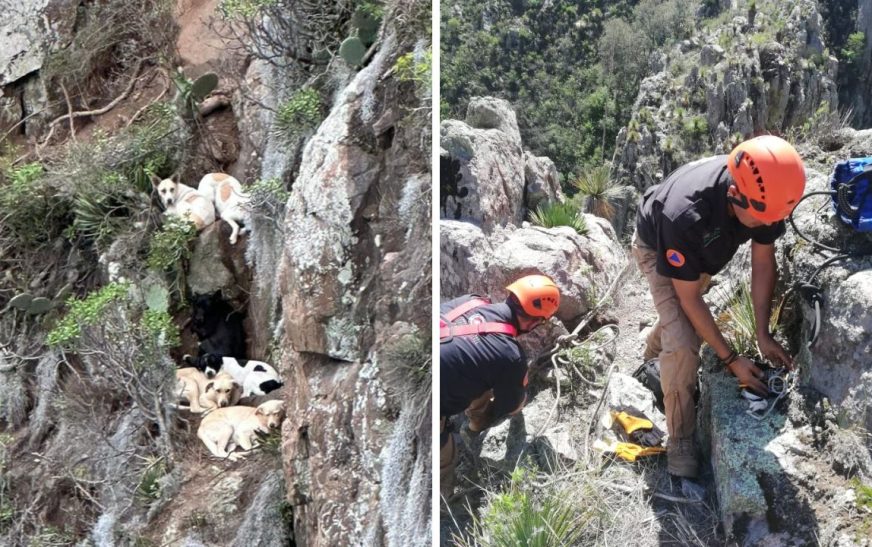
[{"xmin": 439, "ymin": 297, "xmax": 518, "ymax": 342}]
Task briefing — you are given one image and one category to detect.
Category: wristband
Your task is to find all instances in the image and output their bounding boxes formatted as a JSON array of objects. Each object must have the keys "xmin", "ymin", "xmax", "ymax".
[{"xmin": 720, "ymin": 350, "xmax": 739, "ymax": 367}]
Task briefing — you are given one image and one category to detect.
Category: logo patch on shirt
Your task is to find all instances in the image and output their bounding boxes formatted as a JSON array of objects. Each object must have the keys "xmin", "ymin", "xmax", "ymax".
[
  {"xmin": 666, "ymin": 249, "xmax": 686, "ymax": 267},
  {"xmin": 703, "ymin": 228, "xmax": 721, "ymax": 247}
]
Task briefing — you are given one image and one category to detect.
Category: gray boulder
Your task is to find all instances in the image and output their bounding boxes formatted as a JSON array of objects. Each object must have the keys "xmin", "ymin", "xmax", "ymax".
[
  {"xmin": 441, "ymin": 97, "xmax": 526, "ymax": 230},
  {"xmin": 0, "ymin": 0, "xmax": 77, "ymax": 86},
  {"xmin": 523, "ymin": 152, "xmax": 563, "ymax": 211},
  {"xmin": 187, "ymin": 222, "xmax": 251, "ymax": 301},
  {"xmin": 440, "ymin": 217, "xmax": 625, "ymax": 325},
  {"xmin": 779, "ymin": 156, "xmax": 872, "ymax": 436},
  {"xmin": 465, "ymin": 96, "xmax": 522, "ymax": 144}
]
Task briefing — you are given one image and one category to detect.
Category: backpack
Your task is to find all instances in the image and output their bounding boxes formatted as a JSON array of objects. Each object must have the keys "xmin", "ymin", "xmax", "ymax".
[
  {"xmin": 631, "ymin": 359, "xmax": 664, "ymax": 412},
  {"xmin": 830, "ymin": 157, "xmax": 872, "ymax": 232}
]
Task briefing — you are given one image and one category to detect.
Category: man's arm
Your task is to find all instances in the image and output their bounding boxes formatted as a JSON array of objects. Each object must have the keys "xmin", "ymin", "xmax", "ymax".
[
  {"xmin": 750, "ymin": 241, "xmax": 794, "ymax": 368},
  {"xmin": 672, "ymin": 278, "xmax": 768, "ymax": 394}
]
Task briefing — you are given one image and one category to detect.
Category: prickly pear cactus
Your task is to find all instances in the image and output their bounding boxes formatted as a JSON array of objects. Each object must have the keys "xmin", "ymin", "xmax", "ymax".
[
  {"xmin": 191, "ymin": 73, "xmax": 218, "ymax": 102},
  {"xmin": 27, "ymin": 297, "xmax": 54, "ymax": 315},
  {"xmin": 9, "ymin": 293, "xmax": 34, "ymax": 311},
  {"xmin": 340, "ymin": 37, "xmax": 366, "ymax": 66}
]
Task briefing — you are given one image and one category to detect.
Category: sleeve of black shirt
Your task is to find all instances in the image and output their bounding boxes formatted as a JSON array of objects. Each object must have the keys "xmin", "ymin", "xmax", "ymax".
[
  {"xmin": 655, "ymin": 215, "xmax": 704, "ymax": 281},
  {"xmin": 489, "ymin": 353, "xmax": 528, "ymax": 418},
  {"xmin": 751, "ymin": 220, "xmax": 786, "ymax": 245}
]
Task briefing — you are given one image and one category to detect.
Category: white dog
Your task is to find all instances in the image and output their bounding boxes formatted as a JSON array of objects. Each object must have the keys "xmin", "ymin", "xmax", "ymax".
[
  {"xmin": 197, "ymin": 399, "xmax": 285, "ymax": 461},
  {"xmin": 152, "ymin": 174, "xmax": 216, "ymax": 231},
  {"xmin": 197, "ymin": 173, "xmax": 251, "ymax": 244},
  {"xmin": 175, "ymin": 368, "xmax": 240, "ymax": 413},
  {"xmin": 218, "ymin": 357, "xmax": 284, "ymax": 398}
]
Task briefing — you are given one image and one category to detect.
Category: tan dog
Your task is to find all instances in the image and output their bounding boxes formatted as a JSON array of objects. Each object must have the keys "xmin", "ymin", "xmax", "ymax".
[
  {"xmin": 197, "ymin": 173, "xmax": 251, "ymax": 244},
  {"xmin": 175, "ymin": 368, "xmax": 240, "ymax": 413},
  {"xmin": 151, "ymin": 174, "xmax": 216, "ymax": 231},
  {"xmin": 197, "ymin": 400, "xmax": 285, "ymax": 461}
]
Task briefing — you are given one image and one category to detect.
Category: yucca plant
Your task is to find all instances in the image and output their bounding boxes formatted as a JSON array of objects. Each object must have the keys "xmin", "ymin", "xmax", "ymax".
[
  {"xmin": 573, "ymin": 165, "xmax": 624, "ymax": 221},
  {"xmin": 529, "ymin": 201, "xmax": 588, "ymax": 235}
]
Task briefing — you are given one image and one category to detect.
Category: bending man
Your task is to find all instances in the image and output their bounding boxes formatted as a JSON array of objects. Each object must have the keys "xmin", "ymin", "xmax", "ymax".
[
  {"xmin": 439, "ymin": 274, "xmax": 560, "ymax": 497},
  {"xmin": 632, "ymin": 136, "xmax": 803, "ymax": 478}
]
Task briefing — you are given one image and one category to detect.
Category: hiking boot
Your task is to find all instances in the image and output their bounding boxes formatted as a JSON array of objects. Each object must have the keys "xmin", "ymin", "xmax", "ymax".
[{"xmin": 667, "ymin": 437, "xmax": 698, "ymax": 478}]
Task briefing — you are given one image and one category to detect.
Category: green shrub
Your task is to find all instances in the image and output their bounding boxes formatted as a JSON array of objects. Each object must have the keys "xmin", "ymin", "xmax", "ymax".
[
  {"xmin": 852, "ymin": 478, "xmax": 872, "ymax": 510},
  {"xmin": 529, "ymin": 202, "xmax": 588, "ymax": 235},
  {"xmin": 274, "ymin": 88, "xmax": 322, "ymax": 142},
  {"xmin": 141, "ymin": 309, "xmax": 180, "ymax": 348},
  {"xmin": 461, "ymin": 468, "xmax": 582, "ymax": 547},
  {"xmin": 841, "ymin": 32, "xmax": 866, "ymax": 63},
  {"xmin": 47, "ymin": 282, "xmax": 131, "ymax": 347},
  {"xmin": 0, "ymin": 163, "xmax": 71, "ymax": 247},
  {"xmin": 396, "ymin": 48, "xmax": 432, "ymax": 91},
  {"xmin": 147, "ymin": 218, "xmax": 198, "ymax": 272},
  {"xmin": 248, "ymin": 177, "xmax": 290, "ymax": 224},
  {"xmin": 219, "ymin": 0, "xmax": 277, "ymax": 18}
]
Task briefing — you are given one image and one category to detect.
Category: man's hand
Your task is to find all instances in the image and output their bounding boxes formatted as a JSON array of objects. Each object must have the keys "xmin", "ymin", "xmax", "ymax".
[
  {"xmin": 758, "ymin": 333, "xmax": 795, "ymax": 370},
  {"xmin": 726, "ymin": 356, "xmax": 768, "ymax": 395}
]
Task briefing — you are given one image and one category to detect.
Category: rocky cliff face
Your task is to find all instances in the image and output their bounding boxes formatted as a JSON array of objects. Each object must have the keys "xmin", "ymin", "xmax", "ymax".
[
  {"xmin": 276, "ymin": 8, "xmax": 432, "ymax": 547},
  {"xmin": 613, "ymin": 0, "xmax": 838, "ymax": 191}
]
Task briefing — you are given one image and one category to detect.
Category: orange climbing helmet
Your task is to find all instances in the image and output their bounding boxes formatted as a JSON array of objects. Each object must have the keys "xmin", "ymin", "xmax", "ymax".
[
  {"xmin": 506, "ymin": 275, "xmax": 560, "ymax": 319},
  {"xmin": 727, "ymin": 135, "xmax": 806, "ymax": 223}
]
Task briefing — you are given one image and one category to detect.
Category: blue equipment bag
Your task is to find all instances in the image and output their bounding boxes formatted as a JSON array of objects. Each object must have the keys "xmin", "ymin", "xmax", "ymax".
[{"xmin": 831, "ymin": 157, "xmax": 872, "ymax": 231}]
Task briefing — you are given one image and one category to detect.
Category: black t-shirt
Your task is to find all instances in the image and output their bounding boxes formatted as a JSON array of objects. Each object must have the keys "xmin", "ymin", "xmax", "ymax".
[
  {"xmin": 440, "ymin": 295, "xmax": 527, "ymax": 419},
  {"xmin": 635, "ymin": 155, "xmax": 785, "ymax": 281}
]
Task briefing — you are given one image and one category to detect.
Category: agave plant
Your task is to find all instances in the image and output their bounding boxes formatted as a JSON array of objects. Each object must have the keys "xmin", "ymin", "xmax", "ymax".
[
  {"xmin": 529, "ymin": 201, "xmax": 588, "ymax": 235},
  {"xmin": 573, "ymin": 165, "xmax": 625, "ymax": 221}
]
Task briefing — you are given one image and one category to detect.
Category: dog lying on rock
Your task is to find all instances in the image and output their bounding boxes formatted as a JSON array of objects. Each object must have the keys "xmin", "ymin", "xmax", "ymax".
[
  {"xmin": 175, "ymin": 368, "xmax": 240, "ymax": 413},
  {"xmin": 197, "ymin": 173, "xmax": 251, "ymax": 245},
  {"xmin": 213, "ymin": 356, "xmax": 282, "ymax": 398},
  {"xmin": 197, "ymin": 399, "xmax": 285, "ymax": 461},
  {"xmin": 152, "ymin": 174, "xmax": 215, "ymax": 231}
]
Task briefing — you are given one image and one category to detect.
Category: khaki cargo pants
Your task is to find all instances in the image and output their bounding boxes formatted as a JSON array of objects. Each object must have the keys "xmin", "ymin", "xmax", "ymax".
[{"xmin": 631, "ymin": 232, "xmax": 710, "ymax": 442}]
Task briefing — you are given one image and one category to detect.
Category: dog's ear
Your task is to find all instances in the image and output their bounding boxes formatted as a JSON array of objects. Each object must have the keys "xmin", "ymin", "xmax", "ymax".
[
  {"xmin": 150, "ymin": 174, "xmax": 162, "ymax": 188},
  {"xmin": 258, "ymin": 380, "xmax": 283, "ymax": 394},
  {"xmin": 171, "ymin": 173, "xmax": 181, "ymax": 184},
  {"xmin": 255, "ymin": 406, "xmax": 264, "ymax": 416},
  {"xmin": 205, "ymin": 381, "xmax": 214, "ymax": 392}
]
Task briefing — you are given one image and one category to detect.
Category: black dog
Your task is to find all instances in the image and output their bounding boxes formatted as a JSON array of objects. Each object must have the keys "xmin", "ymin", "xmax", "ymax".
[{"xmin": 183, "ymin": 291, "xmax": 246, "ymax": 377}]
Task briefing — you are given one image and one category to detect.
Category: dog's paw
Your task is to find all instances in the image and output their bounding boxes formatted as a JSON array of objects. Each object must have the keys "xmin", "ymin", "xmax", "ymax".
[{"xmin": 228, "ymin": 451, "xmax": 248, "ymax": 462}]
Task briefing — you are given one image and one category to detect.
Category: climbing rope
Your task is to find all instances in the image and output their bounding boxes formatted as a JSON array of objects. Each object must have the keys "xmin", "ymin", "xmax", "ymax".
[
  {"xmin": 531, "ymin": 260, "xmax": 632, "ymax": 440},
  {"xmin": 787, "ymin": 190, "xmax": 864, "ymax": 347}
]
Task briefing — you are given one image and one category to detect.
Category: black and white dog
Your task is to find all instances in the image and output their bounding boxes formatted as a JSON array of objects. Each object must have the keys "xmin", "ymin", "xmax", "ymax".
[
  {"xmin": 184, "ymin": 291, "xmax": 246, "ymax": 377},
  {"xmin": 193, "ymin": 355, "xmax": 283, "ymax": 398}
]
